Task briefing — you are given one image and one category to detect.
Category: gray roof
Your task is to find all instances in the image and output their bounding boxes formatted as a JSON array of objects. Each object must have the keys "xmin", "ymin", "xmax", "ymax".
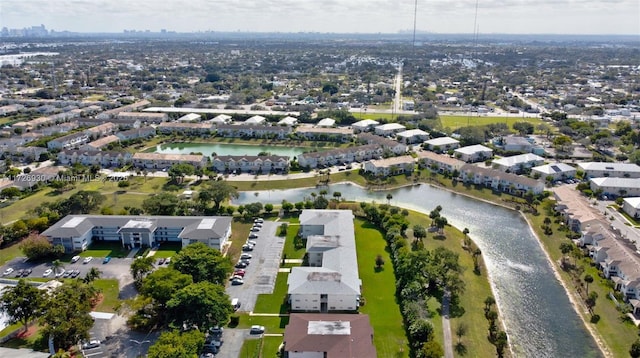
[
  {"xmin": 579, "ymin": 162, "xmax": 640, "ymax": 173},
  {"xmin": 42, "ymin": 215, "xmax": 231, "ymax": 240},
  {"xmin": 288, "ymin": 210, "xmax": 361, "ymax": 296}
]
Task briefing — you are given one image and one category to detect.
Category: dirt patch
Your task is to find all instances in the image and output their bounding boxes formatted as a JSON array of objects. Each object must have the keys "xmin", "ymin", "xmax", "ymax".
[
  {"xmin": 92, "ymin": 293, "xmax": 105, "ymax": 309},
  {"xmin": 16, "ymin": 324, "xmax": 37, "ymax": 339}
]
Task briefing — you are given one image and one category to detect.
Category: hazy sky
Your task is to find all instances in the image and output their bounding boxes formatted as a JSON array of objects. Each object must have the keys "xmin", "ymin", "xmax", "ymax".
[{"xmin": 2, "ymin": 0, "xmax": 639, "ymax": 35}]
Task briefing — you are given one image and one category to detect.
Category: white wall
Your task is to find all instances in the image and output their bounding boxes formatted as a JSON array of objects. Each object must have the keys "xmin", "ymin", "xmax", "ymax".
[
  {"xmin": 327, "ymin": 294, "xmax": 358, "ymax": 311},
  {"xmin": 290, "ymin": 294, "xmax": 320, "ymax": 311}
]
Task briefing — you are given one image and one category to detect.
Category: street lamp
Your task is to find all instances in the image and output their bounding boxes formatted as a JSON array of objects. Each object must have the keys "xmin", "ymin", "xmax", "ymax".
[{"xmin": 130, "ymin": 339, "xmax": 151, "ymax": 358}]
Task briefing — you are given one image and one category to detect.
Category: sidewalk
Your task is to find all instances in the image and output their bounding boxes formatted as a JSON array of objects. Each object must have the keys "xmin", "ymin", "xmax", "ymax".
[{"xmin": 125, "ymin": 248, "xmax": 140, "ymax": 259}]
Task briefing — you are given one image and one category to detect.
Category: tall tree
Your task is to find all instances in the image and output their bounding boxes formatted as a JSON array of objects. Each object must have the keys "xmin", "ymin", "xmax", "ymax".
[
  {"xmin": 167, "ymin": 282, "xmax": 233, "ymax": 331},
  {"xmin": 172, "ymin": 242, "xmax": 232, "ymax": 284},
  {"xmin": 40, "ymin": 281, "xmax": 96, "ymax": 351},
  {"xmin": 583, "ymin": 274, "xmax": 594, "ymax": 296},
  {"xmin": 142, "ymin": 192, "xmax": 180, "ymax": 215},
  {"xmin": 140, "ymin": 268, "xmax": 193, "ymax": 310},
  {"xmin": 200, "ymin": 180, "xmax": 238, "ymax": 213},
  {"xmin": 131, "ymin": 256, "xmax": 155, "ymax": 288},
  {"xmin": 147, "ymin": 329, "xmax": 205, "ymax": 358},
  {"xmin": 0, "ymin": 279, "xmax": 46, "ymax": 332},
  {"xmin": 413, "ymin": 224, "xmax": 427, "ymax": 241},
  {"xmin": 83, "ymin": 267, "xmax": 101, "ymax": 283}
]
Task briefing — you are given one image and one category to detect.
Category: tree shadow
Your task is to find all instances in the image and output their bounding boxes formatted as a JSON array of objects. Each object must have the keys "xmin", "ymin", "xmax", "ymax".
[
  {"xmin": 433, "ymin": 234, "xmax": 447, "ymax": 241},
  {"xmin": 455, "ymin": 342, "xmax": 467, "ymax": 355},
  {"xmin": 374, "ymin": 266, "xmax": 384, "ymax": 273}
]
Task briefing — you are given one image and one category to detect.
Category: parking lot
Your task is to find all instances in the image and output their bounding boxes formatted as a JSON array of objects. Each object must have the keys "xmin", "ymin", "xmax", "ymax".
[{"xmin": 226, "ymin": 220, "xmax": 285, "ymax": 312}]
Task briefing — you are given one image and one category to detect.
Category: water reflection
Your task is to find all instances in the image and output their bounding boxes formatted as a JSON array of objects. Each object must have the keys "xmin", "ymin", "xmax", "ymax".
[{"xmin": 234, "ymin": 183, "xmax": 601, "ymax": 358}]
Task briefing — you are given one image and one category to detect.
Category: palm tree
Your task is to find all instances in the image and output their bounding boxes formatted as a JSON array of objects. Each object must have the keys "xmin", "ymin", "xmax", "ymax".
[
  {"xmin": 51, "ymin": 259, "xmax": 64, "ymax": 275},
  {"xmin": 584, "ymin": 274, "xmax": 594, "ymax": 296},
  {"xmin": 84, "ymin": 267, "xmax": 101, "ymax": 283},
  {"xmin": 386, "ymin": 193, "xmax": 393, "ymax": 204}
]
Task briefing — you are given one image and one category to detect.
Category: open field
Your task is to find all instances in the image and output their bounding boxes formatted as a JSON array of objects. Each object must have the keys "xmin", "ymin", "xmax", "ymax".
[
  {"xmin": 93, "ymin": 278, "xmax": 120, "ymax": 312},
  {"xmin": 354, "ymin": 219, "xmax": 409, "ymax": 357},
  {"xmin": 439, "ymin": 115, "xmax": 543, "ymax": 131}
]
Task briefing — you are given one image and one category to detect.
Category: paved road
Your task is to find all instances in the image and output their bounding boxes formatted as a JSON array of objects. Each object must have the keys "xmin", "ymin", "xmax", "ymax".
[
  {"xmin": 215, "ymin": 329, "xmax": 250, "ymax": 358},
  {"xmin": 225, "ymin": 221, "xmax": 285, "ymax": 313},
  {"xmin": 442, "ymin": 292, "xmax": 454, "ymax": 358}
]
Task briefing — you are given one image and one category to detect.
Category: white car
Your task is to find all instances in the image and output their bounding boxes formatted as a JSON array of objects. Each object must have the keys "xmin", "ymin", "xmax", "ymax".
[
  {"xmin": 43, "ymin": 269, "xmax": 53, "ymax": 277},
  {"xmin": 240, "ymin": 253, "xmax": 252, "ymax": 260},
  {"xmin": 2, "ymin": 268, "xmax": 14, "ymax": 276},
  {"xmin": 71, "ymin": 255, "xmax": 81, "ymax": 263},
  {"xmin": 83, "ymin": 257, "xmax": 93, "ymax": 264},
  {"xmin": 82, "ymin": 340, "xmax": 101, "ymax": 349},
  {"xmin": 247, "ymin": 240, "xmax": 257, "ymax": 246},
  {"xmin": 250, "ymin": 325, "xmax": 265, "ymax": 334},
  {"xmin": 54, "ymin": 269, "xmax": 66, "ymax": 278}
]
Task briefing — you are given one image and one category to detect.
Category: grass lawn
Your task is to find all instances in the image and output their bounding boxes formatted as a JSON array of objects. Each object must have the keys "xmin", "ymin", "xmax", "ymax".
[
  {"xmin": 78, "ymin": 242, "xmax": 131, "ymax": 259},
  {"xmin": 0, "ymin": 324, "xmax": 48, "ymax": 352},
  {"xmin": 262, "ymin": 335, "xmax": 283, "ymax": 357},
  {"xmin": 404, "ymin": 211, "xmax": 498, "ymax": 356},
  {"xmin": 229, "ymin": 313, "xmax": 289, "ymax": 334},
  {"xmin": 152, "ymin": 242, "xmax": 182, "ymax": 258},
  {"xmin": 227, "ymin": 218, "xmax": 254, "ymax": 262},
  {"xmin": 281, "ymin": 224, "xmax": 305, "ymax": 260},
  {"xmin": 0, "ymin": 242, "xmax": 23, "ymax": 266},
  {"xmin": 438, "ymin": 115, "xmax": 542, "ymax": 131},
  {"xmin": 354, "ymin": 219, "xmax": 409, "ymax": 358},
  {"xmin": 254, "ymin": 273, "xmax": 289, "ymax": 314},
  {"xmin": 239, "ymin": 337, "xmax": 262, "ymax": 358},
  {"xmin": 229, "ymin": 170, "xmax": 365, "ymax": 191},
  {"xmin": 92, "ymin": 279, "xmax": 120, "ymax": 313}
]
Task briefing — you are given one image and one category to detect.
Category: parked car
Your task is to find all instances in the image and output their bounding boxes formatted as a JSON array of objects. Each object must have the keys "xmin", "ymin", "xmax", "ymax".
[
  {"xmin": 254, "ymin": 218, "xmax": 264, "ymax": 224},
  {"xmin": 253, "ymin": 222, "xmax": 263, "ymax": 228},
  {"xmin": 82, "ymin": 340, "xmax": 101, "ymax": 349},
  {"xmin": 250, "ymin": 227, "xmax": 260, "ymax": 232},
  {"xmin": 240, "ymin": 253, "xmax": 252, "ymax": 260},
  {"xmin": 242, "ymin": 244, "xmax": 254, "ymax": 252},
  {"xmin": 22, "ymin": 268, "xmax": 32, "ymax": 277},
  {"xmin": 240, "ymin": 259, "xmax": 251, "ymax": 266},
  {"xmin": 55, "ymin": 269, "xmax": 66, "ymax": 278},
  {"xmin": 14, "ymin": 269, "xmax": 24, "ymax": 277},
  {"xmin": 210, "ymin": 326, "xmax": 223, "ymax": 336},
  {"xmin": 83, "ymin": 257, "xmax": 93, "ymax": 264},
  {"xmin": 71, "ymin": 255, "xmax": 81, "ymax": 263},
  {"xmin": 43, "ymin": 269, "xmax": 53, "ymax": 277},
  {"xmin": 248, "ymin": 233, "xmax": 259, "ymax": 239},
  {"xmin": 247, "ymin": 240, "xmax": 257, "ymax": 246},
  {"xmin": 71, "ymin": 269, "xmax": 80, "ymax": 278},
  {"xmin": 165, "ymin": 257, "xmax": 171, "ymax": 264},
  {"xmin": 2, "ymin": 268, "xmax": 14, "ymax": 276},
  {"xmin": 250, "ymin": 325, "xmax": 265, "ymax": 334},
  {"xmin": 231, "ymin": 278, "xmax": 244, "ymax": 285},
  {"xmin": 63, "ymin": 270, "xmax": 72, "ymax": 278},
  {"xmin": 229, "ymin": 275, "xmax": 243, "ymax": 281},
  {"xmin": 235, "ymin": 261, "xmax": 248, "ymax": 269},
  {"xmin": 103, "ymin": 256, "xmax": 111, "ymax": 264}
]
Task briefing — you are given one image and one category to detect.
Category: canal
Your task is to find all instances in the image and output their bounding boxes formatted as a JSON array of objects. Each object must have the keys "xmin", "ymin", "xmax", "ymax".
[{"xmin": 233, "ymin": 182, "xmax": 601, "ymax": 358}]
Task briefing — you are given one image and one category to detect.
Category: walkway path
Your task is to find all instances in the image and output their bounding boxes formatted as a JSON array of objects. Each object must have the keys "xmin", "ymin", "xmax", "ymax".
[
  {"xmin": 441, "ymin": 292, "xmax": 454, "ymax": 358},
  {"xmin": 248, "ymin": 312, "xmax": 289, "ymax": 317},
  {"xmin": 125, "ymin": 248, "xmax": 140, "ymax": 259}
]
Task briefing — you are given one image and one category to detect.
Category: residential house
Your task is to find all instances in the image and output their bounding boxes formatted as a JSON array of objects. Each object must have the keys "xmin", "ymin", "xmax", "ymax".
[
  {"xmin": 396, "ymin": 129, "xmax": 429, "ymax": 144},
  {"xmin": 211, "ymin": 155, "xmax": 289, "ymax": 174},
  {"xmin": 503, "ymin": 136, "xmax": 533, "ymax": 153},
  {"xmin": 317, "ymin": 118, "xmax": 336, "ymax": 127},
  {"xmin": 357, "ymin": 133, "xmax": 407, "ymax": 155},
  {"xmin": 278, "ymin": 116, "xmax": 298, "ymax": 126},
  {"xmin": 81, "ymin": 135, "xmax": 120, "ymax": 151},
  {"xmin": 117, "ymin": 112, "xmax": 168, "ymax": 124},
  {"xmin": 47, "ymin": 132, "xmax": 90, "ymax": 150},
  {"xmin": 454, "ymin": 144, "xmax": 494, "ymax": 163},
  {"xmin": 351, "ymin": 119, "xmax": 379, "ymax": 133},
  {"xmin": 423, "ymin": 137, "xmax": 460, "ymax": 152},
  {"xmin": 374, "ymin": 123, "xmax": 406, "ymax": 136},
  {"xmin": 96, "ymin": 100, "xmax": 150, "ymax": 120},
  {"xmin": 589, "ymin": 177, "xmax": 640, "ymax": 197},
  {"xmin": 553, "ymin": 185, "xmax": 602, "ymax": 232},
  {"xmin": 78, "ymin": 118, "xmax": 141, "ymax": 130},
  {"xmin": 244, "ymin": 115, "xmax": 266, "ymax": 125},
  {"xmin": 208, "ymin": 114, "xmax": 233, "ymax": 124},
  {"xmin": 132, "ymin": 153, "xmax": 207, "ymax": 170},
  {"xmin": 622, "ymin": 197, "xmax": 640, "ymax": 219},
  {"xmin": 283, "ymin": 313, "xmax": 377, "ymax": 358},
  {"xmin": 363, "ymin": 155, "xmax": 415, "ymax": 177},
  {"xmin": 42, "ymin": 215, "xmax": 232, "ymax": 252},
  {"xmin": 115, "ymin": 127, "xmax": 156, "ymax": 141},
  {"xmin": 417, "ymin": 151, "xmax": 465, "ymax": 174},
  {"xmin": 578, "ymin": 162, "xmax": 640, "ymax": 179},
  {"xmin": 177, "ymin": 113, "xmax": 201, "ymax": 122},
  {"xmin": 57, "ymin": 150, "xmax": 132, "ymax": 167},
  {"xmin": 157, "ymin": 122, "xmax": 214, "ymax": 135},
  {"xmin": 297, "ymin": 144, "xmax": 382, "ymax": 169},
  {"xmin": 531, "ymin": 163, "xmax": 577, "ymax": 181},
  {"xmin": 403, "ymin": 100, "xmax": 415, "ymax": 110},
  {"xmin": 492, "ymin": 153, "xmax": 545, "ymax": 173},
  {"xmin": 460, "ymin": 164, "xmax": 545, "ymax": 194},
  {"xmin": 288, "ymin": 210, "xmax": 361, "ymax": 312},
  {"xmin": 215, "ymin": 124, "xmax": 291, "ymax": 139},
  {"xmin": 85, "ymin": 122, "xmax": 117, "ymax": 139},
  {"xmin": 295, "ymin": 127, "xmax": 353, "ymax": 142}
]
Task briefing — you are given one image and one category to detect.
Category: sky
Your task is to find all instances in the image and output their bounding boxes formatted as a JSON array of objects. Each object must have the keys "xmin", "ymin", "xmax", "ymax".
[{"xmin": 2, "ymin": 0, "xmax": 639, "ymax": 35}]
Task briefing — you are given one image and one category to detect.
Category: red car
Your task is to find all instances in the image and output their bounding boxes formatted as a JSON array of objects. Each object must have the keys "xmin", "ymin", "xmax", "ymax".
[{"xmin": 233, "ymin": 270, "xmax": 245, "ymax": 277}]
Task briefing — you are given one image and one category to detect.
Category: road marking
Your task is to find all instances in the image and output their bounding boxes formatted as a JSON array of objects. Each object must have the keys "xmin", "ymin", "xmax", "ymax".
[{"xmin": 84, "ymin": 351, "xmax": 104, "ymax": 357}]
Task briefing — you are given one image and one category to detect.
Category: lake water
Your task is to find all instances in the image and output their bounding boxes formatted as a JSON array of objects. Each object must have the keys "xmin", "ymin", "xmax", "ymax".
[
  {"xmin": 149, "ymin": 142, "xmax": 310, "ymax": 158},
  {"xmin": 233, "ymin": 183, "xmax": 601, "ymax": 358}
]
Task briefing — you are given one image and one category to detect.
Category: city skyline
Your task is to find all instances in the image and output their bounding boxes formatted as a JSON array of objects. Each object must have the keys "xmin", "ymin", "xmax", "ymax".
[{"xmin": 2, "ymin": 0, "xmax": 639, "ymax": 35}]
